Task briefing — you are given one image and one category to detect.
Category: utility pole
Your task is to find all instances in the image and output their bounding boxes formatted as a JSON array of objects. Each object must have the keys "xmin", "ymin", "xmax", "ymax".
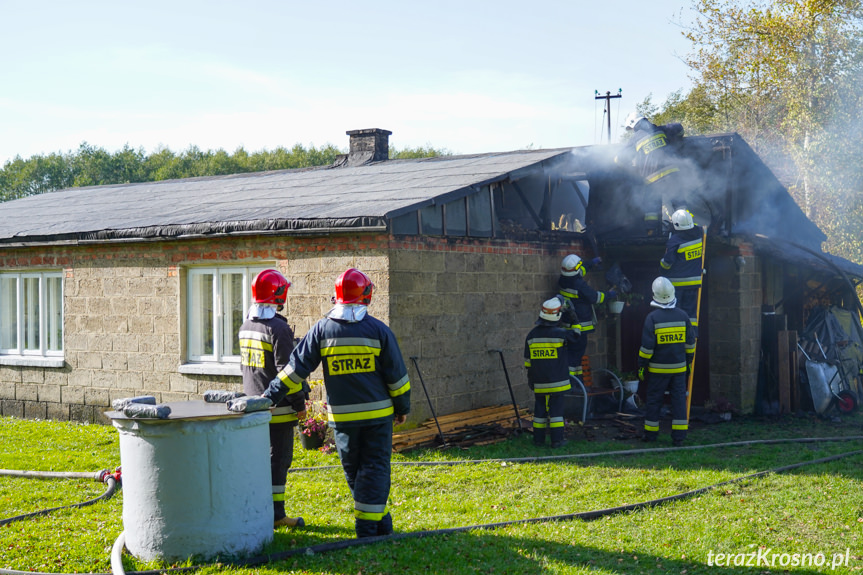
[{"xmin": 595, "ymin": 89, "xmax": 622, "ymax": 143}]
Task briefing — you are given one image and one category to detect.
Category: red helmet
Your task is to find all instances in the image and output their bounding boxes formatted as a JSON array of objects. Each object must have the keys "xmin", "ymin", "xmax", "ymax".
[
  {"xmin": 251, "ymin": 269, "xmax": 290, "ymax": 305},
  {"xmin": 334, "ymin": 268, "xmax": 374, "ymax": 305}
]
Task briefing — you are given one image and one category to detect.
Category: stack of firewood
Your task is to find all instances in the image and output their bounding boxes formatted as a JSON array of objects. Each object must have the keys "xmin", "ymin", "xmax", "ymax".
[{"xmin": 392, "ymin": 404, "xmax": 531, "ymax": 452}]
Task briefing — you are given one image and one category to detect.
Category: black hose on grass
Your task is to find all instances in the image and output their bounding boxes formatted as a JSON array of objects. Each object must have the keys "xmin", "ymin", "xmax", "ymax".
[
  {"xmin": 0, "ymin": 476, "xmax": 119, "ymax": 527},
  {"xmin": 1, "ymin": 446, "xmax": 861, "ymax": 575},
  {"xmin": 288, "ymin": 434, "xmax": 863, "ymax": 471}
]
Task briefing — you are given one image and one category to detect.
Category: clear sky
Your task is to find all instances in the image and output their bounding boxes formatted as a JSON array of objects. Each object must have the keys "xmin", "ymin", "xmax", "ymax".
[{"xmin": 0, "ymin": 0, "xmax": 695, "ymax": 165}]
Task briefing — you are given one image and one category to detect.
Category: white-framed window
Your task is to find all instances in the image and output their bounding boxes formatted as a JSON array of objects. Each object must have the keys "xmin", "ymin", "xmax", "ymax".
[
  {"xmin": 0, "ymin": 271, "xmax": 63, "ymax": 359},
  {"xmin": 186, "ymin": 265, "xmax": 267, "ymax": 364}
]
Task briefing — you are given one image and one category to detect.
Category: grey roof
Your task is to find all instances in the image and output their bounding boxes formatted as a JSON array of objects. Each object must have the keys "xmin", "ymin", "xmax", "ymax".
[{"xmin": 0, "ymin": 148, "xmax": 571, "ymax": 246}]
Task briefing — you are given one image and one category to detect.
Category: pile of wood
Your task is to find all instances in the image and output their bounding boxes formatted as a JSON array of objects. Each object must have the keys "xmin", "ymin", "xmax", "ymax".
[{"xmin": 392, "ymin": 404, "xmax": 531, "ymax": 452}]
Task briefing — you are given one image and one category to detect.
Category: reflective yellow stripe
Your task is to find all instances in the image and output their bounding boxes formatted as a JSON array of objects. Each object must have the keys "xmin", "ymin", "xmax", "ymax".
[
  {"xmin": 239, "ymin": 338, "xmax": 273, "ymax": 352},
  {"xmin": 646, "ymin": 167, "xmax": 679, "ymax": 183},
  {"xmin": 271, "ymin": 413, "xmax": 298, "ymax": 424},
  {"xmin": 328, "ymin": 405, "xmax": 394, "ymax": 423},
  {"xmin": 534, "ymin": 382, "xmax": 572, "ymax": 394}
]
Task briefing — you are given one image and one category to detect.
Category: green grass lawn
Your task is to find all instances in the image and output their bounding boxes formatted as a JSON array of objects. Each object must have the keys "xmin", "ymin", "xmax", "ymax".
[{"xmin": 1, "ymin": 412, "xmax": 862, "ymax": 574}]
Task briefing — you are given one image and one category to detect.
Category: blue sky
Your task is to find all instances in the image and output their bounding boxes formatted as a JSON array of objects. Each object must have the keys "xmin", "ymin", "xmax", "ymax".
[{"xmin": 0, "ymin": 1, "xmax": 695, "ymax": 165}]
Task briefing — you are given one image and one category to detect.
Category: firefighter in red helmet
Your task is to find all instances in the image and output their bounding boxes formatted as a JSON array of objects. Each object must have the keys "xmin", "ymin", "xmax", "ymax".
[
  {"xmin": 264, "ymin": 268, "xmax": 411, "ymax": 538},
  {"xmin": 239, "ymin": 269, "xmax": 307, "ymax": 529}
]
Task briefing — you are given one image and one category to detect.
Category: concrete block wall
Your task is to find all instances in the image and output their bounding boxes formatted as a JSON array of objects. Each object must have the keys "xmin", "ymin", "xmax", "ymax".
[
  {"xmin": 0, "ymin": 232, "xmax": 601, "ymax": 424},
  {"xmin": 706, "ymin": 243, "xmax": 761, "ymax": 413},
  {"xmin": 387, "ymin": 236, "xmax": 603, "ymax": 422},
  {"xmin": 0, "ymin": 235, "xmax": 390, "ymax": 423}
]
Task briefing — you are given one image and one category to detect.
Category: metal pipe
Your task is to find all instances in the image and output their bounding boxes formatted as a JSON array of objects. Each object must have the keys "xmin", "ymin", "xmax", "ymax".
[
  {"xmin": 409, "ymin": 357, "xmax": 447, "ymax": 446},
  {"xmin": 488, "ymin": 349, "xmax": 524, "ymax": 431}
]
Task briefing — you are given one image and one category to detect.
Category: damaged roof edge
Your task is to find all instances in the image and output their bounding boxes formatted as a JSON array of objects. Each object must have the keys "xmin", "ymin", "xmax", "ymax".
[
  {"xmin": 383, "ymin": 152, "xmax": 576, "ymax": 220},
  {"xmin": 0, "ymin": 216, "xmax": 389, "ymax": 248}
]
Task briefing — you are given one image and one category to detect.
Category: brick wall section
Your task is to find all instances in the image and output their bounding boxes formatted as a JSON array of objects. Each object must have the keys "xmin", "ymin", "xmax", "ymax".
[
  {"xmin": 0, "ymin": 233, "xmax": 606, "ymax": 423},
  {"xmin": 706, "ymin": 244, "xmax": 761, "ymax": 413}
]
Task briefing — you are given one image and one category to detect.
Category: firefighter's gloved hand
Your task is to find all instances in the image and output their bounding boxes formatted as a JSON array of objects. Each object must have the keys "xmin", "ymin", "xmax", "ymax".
[
  {"xmin": 607, "ymin": 290, "xmax": 618, "ymax": 300},
  {"xmin": 591, "ymin": 257, "xmax": 602, "ymax": 266},
  {"xmin": 226, "ymin": 396, "xmax": 273, "ymax": 413},
  {"xmin": 637, "ymin": 367, "xmax": 646, "ymax": 382},
  {"xmin": 302, "ymin": 380, "xmax": 312, "ymax": 401}
]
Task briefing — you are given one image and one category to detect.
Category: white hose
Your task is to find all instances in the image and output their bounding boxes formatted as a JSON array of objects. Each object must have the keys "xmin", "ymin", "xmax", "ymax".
[
  {"xmin": 0, "ymin": 469, "xmax": 93, "ymax": 479},
  {"xmin": 110, "ymin": 531, "xmax": 126, "ymax": 575}
]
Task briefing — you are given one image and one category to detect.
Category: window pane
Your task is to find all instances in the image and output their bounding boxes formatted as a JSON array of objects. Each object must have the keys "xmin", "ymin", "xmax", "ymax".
[
  {"xmin": 46, "ymin": 276, "xmax": 63, "ymax": 352},
  {"xmin": 468, "ymin": 189, "xmax": 492, "ymax": 237},
  {"xmin": 0, "ymin": 276, "xmax": 17, "ymax": 350},
  {"xmin": 391, "ymin": 212, "xmax": 418, "ymax": 235},
  {"xmin": 189, "ymin": 272, "xmax": 214, "ymax": 357},
  {"xmin": 420, "ymin": 205, "xmax": 443, "ymax": 235},
  {"xmin": 221, "ymin": 272, "xmax": 244, "ymax": 357},
  {"xmin": 23, "ymin": 277, "xmax": 39, "ymax": 351},
  {"xmin": 445, "ymin": 198, "xmax": 467, "ymax": 236}
]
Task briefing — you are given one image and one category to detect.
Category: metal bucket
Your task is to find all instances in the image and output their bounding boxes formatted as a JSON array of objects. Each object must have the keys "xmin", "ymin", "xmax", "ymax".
[{"xmin": 109, "ymin": 401, "xmax": 273, "ymax": 562}]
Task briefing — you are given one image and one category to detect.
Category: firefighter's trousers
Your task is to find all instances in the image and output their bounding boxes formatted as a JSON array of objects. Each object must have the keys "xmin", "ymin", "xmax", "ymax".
[
  {"xmin": 533, "ymin": 391, "xmax": 565, "ymax": 446},
  {"xmin": 269, "ymin": 421, "xmax": 296, "ymax": 521},
  {"xmin": 334, "ymin": 421, "xmax": 394, "ymax": 538},
  {"xmin": 643, "ymin": 373, "xmax": 688, "ymax": 442}
]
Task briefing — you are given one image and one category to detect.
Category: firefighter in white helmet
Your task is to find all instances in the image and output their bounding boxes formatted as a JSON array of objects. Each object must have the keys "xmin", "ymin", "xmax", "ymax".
[
  {"xmin": 637, "ymin": 277, "xmax": 695, "ymax": 446},
  {"xmin": 558, "ymin": 254, "xmax": 615, "ymax": 381},
  {"xmin": 239, "ymin": 269, "xmax": 307, "ymax": 529},
  {"xmin": 524, "ymin": 298, "xmax": 579, "ymax": 448},
  {"xmin": 660, "ymin": 209, "xmax": 704, "ymax": 336}
]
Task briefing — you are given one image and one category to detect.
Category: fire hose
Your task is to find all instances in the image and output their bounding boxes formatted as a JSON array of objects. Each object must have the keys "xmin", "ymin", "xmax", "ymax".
[
  {"xmin": 0, "ymin": 467, "xmax": 121, "ymax": 527},
  {"xmin": 1, "ymin": 438, "xmax": 861, "ymax": 575}
]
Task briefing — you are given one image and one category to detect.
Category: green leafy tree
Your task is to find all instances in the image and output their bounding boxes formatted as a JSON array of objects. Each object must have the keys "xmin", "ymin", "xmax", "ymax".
[
  {"xmin": 676, "ymin": 0, "xmax": 863, "ymax": 262},
  {"xmin": 1, "ymin": 140, "xmax": 445, "ymax": 202}
]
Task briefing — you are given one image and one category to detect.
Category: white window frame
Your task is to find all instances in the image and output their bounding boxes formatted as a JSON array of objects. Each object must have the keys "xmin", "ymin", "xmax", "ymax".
[
  {"xmin": 184, "ymin": 265, "xmax": 268, "ymax": 366},
  {"xmin": 0, "ymin": 270, "xmax": 64, "ymax": 365}
]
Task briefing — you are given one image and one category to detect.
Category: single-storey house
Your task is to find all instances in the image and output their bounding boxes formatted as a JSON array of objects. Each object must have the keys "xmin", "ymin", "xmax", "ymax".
[{"xmin": 1, "ymin": 128, "xmax": 861, "ymax": 423}]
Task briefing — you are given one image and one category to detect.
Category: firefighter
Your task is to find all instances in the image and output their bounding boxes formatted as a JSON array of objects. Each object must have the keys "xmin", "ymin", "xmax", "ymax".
[
  {"xmin": 621, "ymin": 112, "xmax": 686, "ymax": 231},
  {"xmin": 558, "ymin": 254, "xmax": 615, "ymax": 381},
  {"xmin": 524, "ymin": 298, "xmax": 579, "ymax": 448},
  {"xmin": 637, "ymin": 277, "xmax": 695, "ymax": 446},
  {"xmin": 263, "ymin": 268, "xmax": 411, "ymax": 538},
  {"xmin": 238, "ymin": 269, "xmax": 307, "ymax": 529},
  {"xmin": 660, "ymin": 209, "xmax": 704, "ymax": 336}
]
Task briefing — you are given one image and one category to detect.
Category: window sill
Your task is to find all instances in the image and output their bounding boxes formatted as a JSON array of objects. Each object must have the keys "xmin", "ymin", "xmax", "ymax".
[
  {"xmin": 0, "ymin": 356, "xmax": 66, "ymax": 368},
  {"xmin": 178, "ymin": 363, "xmax": 242, "ymax": 377}
]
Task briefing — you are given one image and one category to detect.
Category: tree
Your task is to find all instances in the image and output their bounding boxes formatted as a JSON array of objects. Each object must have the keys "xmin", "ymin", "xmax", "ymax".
[
  {"xmin": 1, "ymin": 141, "xmax": 447, "ymax": 202},
  {"xmin": 679, "ymin": 0, "xmax": 863, "ymax": 262}
]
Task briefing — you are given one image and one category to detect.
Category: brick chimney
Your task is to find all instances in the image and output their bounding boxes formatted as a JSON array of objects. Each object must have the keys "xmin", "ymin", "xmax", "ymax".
[{"xmin": 334, "ymin": 128, "xmax": 392, "ymax": 167}]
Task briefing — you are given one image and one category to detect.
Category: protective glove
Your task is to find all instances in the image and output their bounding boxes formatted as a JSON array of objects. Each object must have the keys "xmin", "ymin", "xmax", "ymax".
[
  {"xmin": 607, "ymin": 290, "xmax": 618, "ymax": 300},
  {"xmin": 591, "ymin": 257, "xmax": 602, "ymax": 266},
  {"xmin": 637, "ymin": 367, "xmax": 646, "ymax": 382}
]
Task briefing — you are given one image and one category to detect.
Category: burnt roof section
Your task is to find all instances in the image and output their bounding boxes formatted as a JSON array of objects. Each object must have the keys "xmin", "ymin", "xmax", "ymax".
[{"xmin": 0, "ymin": 148, "xmax": 572, "ymax": 246}]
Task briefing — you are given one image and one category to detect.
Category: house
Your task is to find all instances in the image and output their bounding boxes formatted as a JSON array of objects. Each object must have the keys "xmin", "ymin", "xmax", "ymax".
[{"xmin": 1, "ymin": 128, "xmax": 861, "ymax": 423}]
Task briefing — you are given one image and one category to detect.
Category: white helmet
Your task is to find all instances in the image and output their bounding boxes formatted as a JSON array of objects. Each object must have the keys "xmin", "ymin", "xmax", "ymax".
[
  {"xmin": 652, "ymin": 277, "xmax": 677, "ymax": 308},
  {"xmin": 539, "ymin": 298, "xmax": 562, "ymax": 322},
  {"xmin": 671, "ymin": 209, "xmax": 695, "ymax": 231},
  {"xmin": 560, "ymin": 254, "xmax": 584, "ymax": 277},
  {"xmin": 625, "ymin": 112, "xmax": 646, "ymax": 131}
]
